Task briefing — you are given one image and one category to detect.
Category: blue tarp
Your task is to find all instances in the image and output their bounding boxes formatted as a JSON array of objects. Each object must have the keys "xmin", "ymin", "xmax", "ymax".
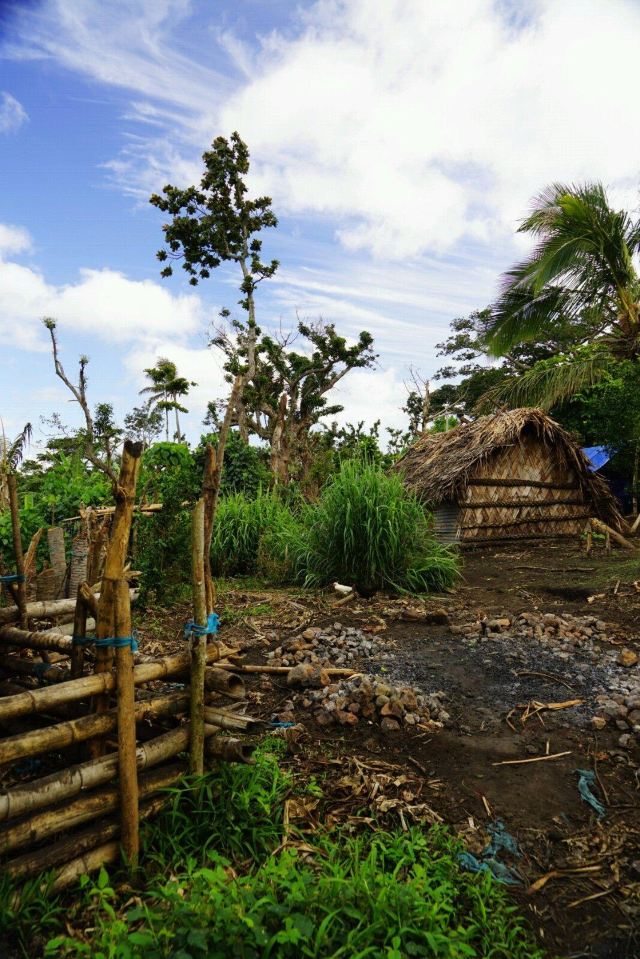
[{"xmin": 582, "ymin": 446, "xmax": 615, "ymax": 472}]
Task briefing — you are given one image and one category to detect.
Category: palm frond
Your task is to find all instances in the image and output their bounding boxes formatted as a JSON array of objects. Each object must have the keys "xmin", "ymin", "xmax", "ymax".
[{"xmin": 476, "ymin": 351, "xmax": 614, "ymax": 413}]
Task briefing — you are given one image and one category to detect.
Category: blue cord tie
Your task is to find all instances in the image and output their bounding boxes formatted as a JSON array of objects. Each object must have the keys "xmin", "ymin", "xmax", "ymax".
[
  {"xmin": 184, "ymin": 613, "xmax": 219, "ymax": 640},
  {"xmin": 0, "ymin": 574, "xmax": 25, "ymax": 584},
  {"xmin": 33, "ymin": 662, "xmax": 54, "ymax": 678},
  {"xmin": 72, "ymin": 635, "xmax": 95, "ymax": 646},
  {"xmin": 95, "ymin": 632, "xmax": 139, "ymax": 652}
]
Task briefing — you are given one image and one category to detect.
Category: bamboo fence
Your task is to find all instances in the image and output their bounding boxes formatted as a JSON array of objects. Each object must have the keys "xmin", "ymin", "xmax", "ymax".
[{"xmin": 0, "ymin": 442, "xmax": 260, "ymax": 891}]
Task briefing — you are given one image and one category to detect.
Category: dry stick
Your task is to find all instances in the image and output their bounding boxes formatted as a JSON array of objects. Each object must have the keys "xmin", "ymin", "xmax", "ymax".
[
  {"xmin": 113, "ymin": 576, "xmax": 139, "ymax": 866},
  {"xmin": 70, "ymin": 583, "xmax": 88, "ymax": 680},
  {"xmin": 6, "ymin": 473, "xmax": 28, "ymax": 629},
  {"xmin": 5, "ymin": 793, "xmax": 168, "ymax": 881},
  {"xmin": 0, "ymin": 722, "xmax": 221, "ymax": 823},
  {"xmin": 0, "ymin": 642, "xmax": 233, "ymax": 723},
  {"xmin": 189, "ymin": 499, "xmax": 208, "ymax": 775},
  {"xmin": 0, "ymin": 762, "xmax": 183, "ymax": 856},
  {"xmin": 591, "ymin": 517, "xmax": 636, "ymax": 550},
  {"xmin": 492, "ymin": 751, "xmax": 572, "ymax": 767},
  {"xmin": 0, "ymin": 690, "xmax": 189, "ymax": 766},
  {"xmin": 79, "ymin": 582, "xmax": 99, "ymax": 619},
  {"xmin": 91, "ymin": 440, "xmax": 143, "ymax": 760},
  {"xmin": 216, "ymin": 663, "xmax": 356, "ymax": 677}
]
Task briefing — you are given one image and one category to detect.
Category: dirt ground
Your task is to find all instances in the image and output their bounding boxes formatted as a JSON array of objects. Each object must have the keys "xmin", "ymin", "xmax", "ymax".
[{"xmin": 141, "ymin": 542, "xmax": 640, "ymax": 959}]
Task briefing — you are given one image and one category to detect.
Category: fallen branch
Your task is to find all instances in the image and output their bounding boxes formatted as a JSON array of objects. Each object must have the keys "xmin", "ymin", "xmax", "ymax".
[{"xmin": 492, "ymin": 751, "xmax": 572, "ymax": 767}]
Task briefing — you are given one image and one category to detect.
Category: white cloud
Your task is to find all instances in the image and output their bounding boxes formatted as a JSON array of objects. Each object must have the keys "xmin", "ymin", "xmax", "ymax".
[
  {"xmin": 0, "ymin": 92, "xmax": 28, "ymax": 133},
  {"xmin": 10, "ymin": 0, "xmax": 640, "ymax": 257},
  {"xmin": 0, "ymin": 227, "xmax": 213, "ymax": 351},
  {"xmin": 0, "ymin": 223, "xmax": 32, "ymax": 256}
]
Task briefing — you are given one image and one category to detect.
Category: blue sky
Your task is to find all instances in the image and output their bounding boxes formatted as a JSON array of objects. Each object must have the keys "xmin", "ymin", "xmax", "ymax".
[{"xmin": 1, "ymin": 0, "xmax": 640, "ymax": 450}]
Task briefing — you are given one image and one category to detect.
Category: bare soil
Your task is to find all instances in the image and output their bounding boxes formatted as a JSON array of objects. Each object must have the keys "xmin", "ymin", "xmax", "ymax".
[{"xmin": 140, "ymin": 542, "xmax": 640, "ymax": 959}]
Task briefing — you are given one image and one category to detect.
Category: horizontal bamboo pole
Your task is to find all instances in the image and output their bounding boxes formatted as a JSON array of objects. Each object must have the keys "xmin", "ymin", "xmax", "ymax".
[
  {"xmin": 51, "ymin": 841, "xmax": 120, "ymax": 892},
  {"xmin": 206, "ymin": 736, "xmax": 256, "ymax": 765},
  {"xmin": 0, "ymin": 626, "xmax": 73, "ymax": 653},
  {"xmin": 0, "ymin": 722, "xmax": 220, "ymax": 823},
  {"xmin": 204, "ymin": 666, "xmax": 245, "ymax": 699},
  {"xmin": 203, "ymin": 705, "xmax": 263, "ymax": 732},
  {"xmin": 0, "ymin": 655, "xmax": 69, "ymax": 683},
  {"xmin": 0, "ymin": 762, "xmax": 184, "ymax": 856},
  {"xmin": 5, "ymin": 793, "xmax": 168, "ymax": 881},
  {"xmin": 0, "ymin": 642, "xmax": 233, "ymax": 723},
  {"xmin": 0, "ymin": 598, "xmax": 80, "ymax": 626},
  {"xmin": 0, "ymin": 691, "xmax": 189, "ymax": 766}
]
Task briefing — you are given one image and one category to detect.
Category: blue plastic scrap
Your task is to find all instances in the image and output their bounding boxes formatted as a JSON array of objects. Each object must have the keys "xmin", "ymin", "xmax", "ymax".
[
  {"xmin": 582, "ymin": 446, "xmax": 615, "ymax": 472},
  {"xmin": 575, "ymin": 769, "xmax": 606, "ymax": 818},
  {"xmin": 458, "ymin": 819, "xmax": 522, "ymax": 885}
]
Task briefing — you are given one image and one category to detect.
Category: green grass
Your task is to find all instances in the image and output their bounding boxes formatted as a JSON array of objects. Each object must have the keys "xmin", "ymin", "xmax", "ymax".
[
  {"xmin": 10, "ymin": 738, "xmax": 544, "ymax": 959},
  {"xmin": 276, "ymin": 460, "xmax": 460, "ymax": 595},
  {"xmin": 211, "ymin": 490, "xmax": 295, "ymax": 577}
]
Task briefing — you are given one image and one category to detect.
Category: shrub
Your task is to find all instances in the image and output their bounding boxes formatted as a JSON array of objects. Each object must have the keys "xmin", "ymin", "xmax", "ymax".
[
  {"xmin": 210, "ymin": 490, "xmax": 295, "ymax": 578},
  {"xmin": 279, "ymin": 460, "xmax": 458, "ymax": 595}
]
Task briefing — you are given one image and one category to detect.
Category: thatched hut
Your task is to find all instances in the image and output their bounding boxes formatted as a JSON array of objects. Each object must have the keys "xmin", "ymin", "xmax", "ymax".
[{"xmin": 394, "ymin": 409, "xmax": 623, "ymax": 545}]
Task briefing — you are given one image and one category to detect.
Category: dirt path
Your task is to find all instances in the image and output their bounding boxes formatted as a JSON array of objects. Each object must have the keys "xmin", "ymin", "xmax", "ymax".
[{"xmin": 142, "ymin": 543, "xmax": 640, "ymax": 959}]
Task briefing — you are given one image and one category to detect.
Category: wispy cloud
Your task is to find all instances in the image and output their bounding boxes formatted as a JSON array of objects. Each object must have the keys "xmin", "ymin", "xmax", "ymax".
[
  {"xmin": 0, "ymin": 91, "xmax": 27, "ymax": 132},
  {"xmin": 5, "ymin": 0, "xmax": 640, "ymax": 259}
]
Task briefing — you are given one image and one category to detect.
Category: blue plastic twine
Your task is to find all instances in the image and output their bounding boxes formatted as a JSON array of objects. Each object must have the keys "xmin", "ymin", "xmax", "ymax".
[
  {"xmin": 0, "ymin": 574, "xmax": 25, "ymax": 584},
  {"xmin": 94, "ymin": 632, "xmax": 139, "ymax": 652},
  {"xmin": 184, "ymin": 613, "xmax": 219, "ymax": 640}
]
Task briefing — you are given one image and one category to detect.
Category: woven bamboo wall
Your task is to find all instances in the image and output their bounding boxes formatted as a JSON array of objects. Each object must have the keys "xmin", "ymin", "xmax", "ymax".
[{"xmin": 458, "ymin": 434, "xmax": 589, "ymax": 543}]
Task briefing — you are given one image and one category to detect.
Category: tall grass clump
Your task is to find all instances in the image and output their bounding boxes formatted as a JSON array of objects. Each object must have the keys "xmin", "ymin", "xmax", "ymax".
[
  {"xmin": 210, "ymin": 490, "xmax": 295, "ymax": 577},
  {"xmin": 288, "ymin": 460, "xmax": 458, "ymax": 595}
]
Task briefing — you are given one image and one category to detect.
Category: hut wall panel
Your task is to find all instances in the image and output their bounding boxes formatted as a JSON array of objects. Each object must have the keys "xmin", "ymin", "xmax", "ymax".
[{"xmin": 458, "ymin": 435, "xmax": 587, "ymax": 542}]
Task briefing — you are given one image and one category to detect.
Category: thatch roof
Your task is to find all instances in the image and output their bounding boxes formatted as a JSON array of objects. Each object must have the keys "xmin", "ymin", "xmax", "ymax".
[{"xmin": 394, "ymin": 408, "xmax": 623, "ymax": 529}]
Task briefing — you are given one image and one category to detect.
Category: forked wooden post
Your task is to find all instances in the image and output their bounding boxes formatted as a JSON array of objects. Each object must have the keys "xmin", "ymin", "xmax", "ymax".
[
  {"xmin": 189, "ymin": 498, "xmax": 207, "ymax": 775},
  {"xmin": 90, "ymin": 440, "xmax": 142, "ymax": 759},
  {"xmin": 202, "ymin": 443, "xmax": 217, "ymax": 614},
  {"xmin": 114, "ymin": 576, "xmax": 139, "ymax": 866},
  {"xmin": 6, "ymin": 474, "xmax": 28, "ymax": 629}
]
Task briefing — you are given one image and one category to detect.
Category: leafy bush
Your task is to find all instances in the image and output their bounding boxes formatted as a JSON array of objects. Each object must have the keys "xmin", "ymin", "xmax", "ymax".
[
  {"xmin": 210, "ymin": 490, "xmax": 294, "ymax": 577},
  {"xmin": 136, "ymin": 443, "xmax": 200, "ymax": 603},
  {"xmin": 194, "ymin": 431, "xmax": 271, "ymax": 498},
  {"xmin": 47, "ymin": 830, "xmax": 542, "ymax": 959},
  {"xmin": 278, "ymin": 460, "xmax": 459, "ymax": 595}
]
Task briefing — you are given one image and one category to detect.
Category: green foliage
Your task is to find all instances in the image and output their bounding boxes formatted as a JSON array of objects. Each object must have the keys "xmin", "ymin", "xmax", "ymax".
[
  {"xmin": 47, "ymin": 829, "xmax": 541, "ymax": 959},
  {"xmin": 276, "ymin": 460, "xmax": 459, "ymax": 595},
  {"xmin": 136, "ymin": 443, "xmax": 200, "ymax": 603},
  {"xmin": 194, "ymin": 431, "xmax": 271, "ymax": 498},
  {"xmin": 150, "ymin": 131, "xmax": 279, "ymax": 301},
  {"xmin": 143, "ymin": 739, "xmax": 290, "ymax": 868},
  {"xmin": 486, "ymin": 181, "xmax": 640, "ymax": 363},
  {"xmin": 210, "ymin": 490, "xmax": 294, "ymax": 577}
]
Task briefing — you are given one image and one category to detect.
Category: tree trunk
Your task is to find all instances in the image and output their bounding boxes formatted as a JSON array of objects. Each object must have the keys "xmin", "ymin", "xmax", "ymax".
[{"xmin": 174, "ymin": 403, "xmax": 181, "ymax": 442}]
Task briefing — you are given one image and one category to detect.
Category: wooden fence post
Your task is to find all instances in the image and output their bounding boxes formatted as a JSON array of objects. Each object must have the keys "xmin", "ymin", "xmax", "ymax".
[
  {"xmin": 114, "ymin": 576, "xmax": 139, "ymax": 866},
  {"xmin": 90, "ymin": 440, "xmax": 142, "ymax": 758},
  {"xmin": 189, "ymin": 498, "xmax": 207, "ymax": 775}
]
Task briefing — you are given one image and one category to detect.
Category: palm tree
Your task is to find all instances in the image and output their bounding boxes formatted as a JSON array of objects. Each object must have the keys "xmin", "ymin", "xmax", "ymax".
[
  {"xmin": 140, "ymin": 359, "xmax": 195, "ymax": 442},
  {"xmin": 0, "ymin": 422, "xmax": 32, "ymax": 508},
  {"xmin": 483, "ymin": 182, "xmax": 640, "ymax": 409}
]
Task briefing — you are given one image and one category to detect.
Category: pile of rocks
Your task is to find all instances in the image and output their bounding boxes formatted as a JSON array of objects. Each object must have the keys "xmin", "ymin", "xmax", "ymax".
[
  {"xmin": 451, "ymin": 611, "xmax": 621, "ymax": 647},
  {"xmin": 266, "ymin": 623, "xmax": 392, "ymax": 669},
  {"xmin": 592, "ymin": 692, "xmax": 640, "ymax": 748},
  {"xmin": 295, "ymin": 675, "xmax": 449, "ymax": 732}
]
